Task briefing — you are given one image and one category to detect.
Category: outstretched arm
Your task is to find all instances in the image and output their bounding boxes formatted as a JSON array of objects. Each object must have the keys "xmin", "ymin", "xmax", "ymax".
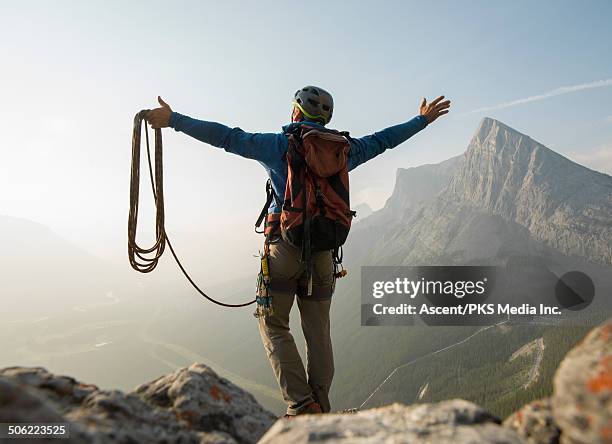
[
  {"xmin": 145, "ymin": 96, "xmax": 285, "ymax": 164},
  {"xmin": 348, "ymin": 96, "xmax": 451, "ymax": 170}
]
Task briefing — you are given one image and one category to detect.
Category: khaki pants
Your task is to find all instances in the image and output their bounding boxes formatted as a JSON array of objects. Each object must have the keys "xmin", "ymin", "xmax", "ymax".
[{"xmin": 257, "ymin": 237, "xmax": 335, "ymax": 415}]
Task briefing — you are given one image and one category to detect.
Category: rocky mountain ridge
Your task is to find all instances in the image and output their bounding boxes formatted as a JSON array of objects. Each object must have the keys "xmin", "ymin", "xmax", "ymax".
[
  {"xmin": 0, "ymin": 363, "xmax": 275, "ymax": 444},
  {"xmin": 447, "ymin": 118, "xmax": 612, "ymax": 264},
  {"xmin": 356, "ymin": 117, "xmax": 612, "ymax": 267},
  {"xmin": 1, "ymin": 320, "xmax": 610, "ymax": 443},
  {"xmin": 374, "ymin": 155, "xmax": 461, "ymax": 224}
]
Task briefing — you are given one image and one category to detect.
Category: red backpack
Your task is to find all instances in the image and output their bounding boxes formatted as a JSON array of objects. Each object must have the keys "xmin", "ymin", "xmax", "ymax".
[{"xmin": 256, "ymin": 124, "xmax": 355, "ymax": 274}]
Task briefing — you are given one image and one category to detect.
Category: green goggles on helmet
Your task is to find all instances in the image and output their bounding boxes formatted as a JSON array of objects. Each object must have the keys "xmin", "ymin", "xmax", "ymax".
[{"xmin": 292, "ymin": 101, "xmax": 329, "ymax": 125}]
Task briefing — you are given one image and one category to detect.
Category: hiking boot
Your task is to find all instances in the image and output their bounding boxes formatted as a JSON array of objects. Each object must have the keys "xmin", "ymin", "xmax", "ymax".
[
  {"xmin": 303, "ymin": 402, "xmax": 323, "ymax": 414},
  {"xmin": 282, "ymin": 402, "xmax": 323, "ymax": 419}
]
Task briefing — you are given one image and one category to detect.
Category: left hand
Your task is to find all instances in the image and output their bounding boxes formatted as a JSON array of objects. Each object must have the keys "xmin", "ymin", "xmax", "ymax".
[
  {"xmin": 146, "ymin": 96, "xmax": 173, "ymax": 129},
  {"xmin": 419, "ymin": 96, "xmax": 451, "ymax": 124}
]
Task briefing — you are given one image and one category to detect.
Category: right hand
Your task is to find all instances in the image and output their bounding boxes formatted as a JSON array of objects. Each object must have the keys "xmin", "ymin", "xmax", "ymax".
[
  {"xmin": 419, "ymin": 96, "xmax": 451, "ymax": 124},
  {"xmin": 146, "ymin": 96, "xmax": 173, "ymax": 129}
]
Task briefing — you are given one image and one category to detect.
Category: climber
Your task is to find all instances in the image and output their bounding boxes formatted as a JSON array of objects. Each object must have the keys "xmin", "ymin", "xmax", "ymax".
[{"xmin": 145, "ymin": 87, "xmax": 451, "ymax": 417}]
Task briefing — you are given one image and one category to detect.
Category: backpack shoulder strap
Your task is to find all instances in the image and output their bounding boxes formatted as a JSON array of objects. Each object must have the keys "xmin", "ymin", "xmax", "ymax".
[
  {"xmin": 284, "ymin": 123, "xmax": 349, "ymax": 137},
  {"xmin": 255, "ymin": 179, "xmax": 280, "ymax": 233}
]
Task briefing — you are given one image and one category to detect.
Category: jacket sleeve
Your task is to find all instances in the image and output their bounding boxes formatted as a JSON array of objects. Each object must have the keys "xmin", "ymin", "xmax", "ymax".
[
  {"xmin": 169, "ymin": 112, "xmax": 286, "ymax": 164},
  {"xmin": 347, "ymin": 115, "xmax": 428, "ymax": 171}
]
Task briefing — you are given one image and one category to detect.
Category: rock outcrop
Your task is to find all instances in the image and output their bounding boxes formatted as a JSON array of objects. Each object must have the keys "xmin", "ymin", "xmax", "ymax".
[
  {"xmin": 0, "ymin": 363, "xmax": 275, "ymax": 444},
  {"xmin": 260, "ymin": 400, "xmax": 524, "ymax": 443},
  {"xmin": 552, "ymin": 321, "xmax": 612, "ymax": 444},
  {"xmin": 503, "ymin": 399, "xmax": 560, "ymax": 444},
  {"xmin": 1, "ymin": 320, "xmax": 610, "ymax": 443}
]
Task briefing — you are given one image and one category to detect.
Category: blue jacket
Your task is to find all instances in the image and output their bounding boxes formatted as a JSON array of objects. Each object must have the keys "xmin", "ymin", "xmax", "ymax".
[{"xmin": 169, "ymin": 112, "xmax": 428, "ymax": 213}]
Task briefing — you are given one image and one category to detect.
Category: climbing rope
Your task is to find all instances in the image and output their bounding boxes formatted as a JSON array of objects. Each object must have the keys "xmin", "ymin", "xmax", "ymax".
[{"xmin": 128, "ymin": 110, "xmax": 256, "ymax": 307}]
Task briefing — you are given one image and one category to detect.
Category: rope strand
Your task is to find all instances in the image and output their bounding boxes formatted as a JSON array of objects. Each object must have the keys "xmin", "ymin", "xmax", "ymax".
[{"xmin": 128, "ymin": 110, "xmax": 256, "ymax": 307}]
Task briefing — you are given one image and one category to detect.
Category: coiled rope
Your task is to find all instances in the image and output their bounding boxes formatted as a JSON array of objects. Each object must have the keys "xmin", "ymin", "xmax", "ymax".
[{"xmin": 128, "ymin": 110, "xmax": 256, "ymax": 307}]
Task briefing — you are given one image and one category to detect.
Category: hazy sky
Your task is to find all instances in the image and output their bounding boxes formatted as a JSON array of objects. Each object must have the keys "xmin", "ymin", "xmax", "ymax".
[{"xmin": 2, "ymin": 0, "xmax": 612, "ymax": 272}]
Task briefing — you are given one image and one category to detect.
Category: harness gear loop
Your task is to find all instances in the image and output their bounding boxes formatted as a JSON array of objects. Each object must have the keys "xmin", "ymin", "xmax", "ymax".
[
  {"xmin": 254, "ymin": 240, "xmax": 273, "ymax": 318},
  {"xmin": 129, "ymin": 110, "xmax": 255, "ymax": 308}
]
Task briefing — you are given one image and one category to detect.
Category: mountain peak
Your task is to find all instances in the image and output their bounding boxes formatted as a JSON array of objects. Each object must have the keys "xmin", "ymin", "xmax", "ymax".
[
  {"xmin": 463, "ymin": 117, "xmax": 585, "ymax": 180},
  {"xmin": 471, "ymin": 118, "xmax": 536, "ymax": 155},
  {"xmin": 477, "ymin": 117, "xmax": 501, "ymax": 135},
  {"xmin": 477, "ymin": 117, "xmax": 513, "ymax": 133},
  {"xmin": 445, "ymin": 118, "xmax": 612, "ymax": 264},
  {"xmin": 476, "ymin": 117, "xmax": 521, "ymax": 141}
]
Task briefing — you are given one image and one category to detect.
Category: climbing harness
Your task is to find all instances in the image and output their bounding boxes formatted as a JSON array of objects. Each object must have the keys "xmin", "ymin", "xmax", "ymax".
[
  {"xmin": 254, "ymin": 193, "xmax": 280, "ymax": 317},
  {"xmin": 128, "ymin": 110, "xmax": 255, "ymax": 308}
]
